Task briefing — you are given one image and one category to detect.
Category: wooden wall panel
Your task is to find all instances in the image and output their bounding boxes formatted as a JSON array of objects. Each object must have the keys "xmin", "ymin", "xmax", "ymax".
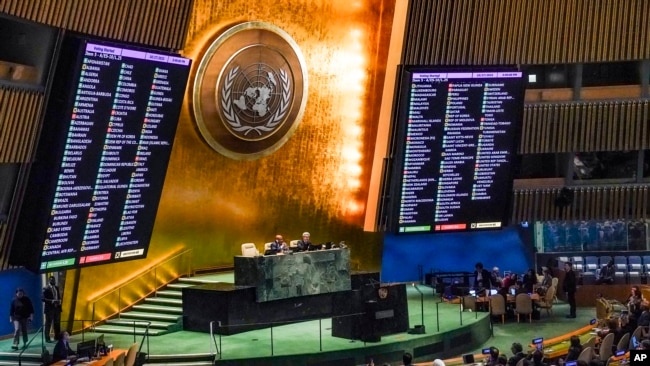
[
  {"xmin": 511, "ymin": 186, "xmax": 650, "ymax": 222},
  {"xmin": 0, "ymin": 87, "xmax": 44, "ymax": 163},
  {"xmin": 519, "ymin": 100, "xmax": 650, "ymax": 154},
  {"xmin": 0, "ymin": 0, "xmax": 194, "ymax": 50},
  {"xmin": 403, "ymin": 0, "xmax": 650, "ymax": 65}
]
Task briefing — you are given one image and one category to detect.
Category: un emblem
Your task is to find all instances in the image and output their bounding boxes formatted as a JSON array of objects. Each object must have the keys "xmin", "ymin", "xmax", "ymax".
[{"xmin": 192, "ymin": 22, "xmax": 308, "ymax": 160}]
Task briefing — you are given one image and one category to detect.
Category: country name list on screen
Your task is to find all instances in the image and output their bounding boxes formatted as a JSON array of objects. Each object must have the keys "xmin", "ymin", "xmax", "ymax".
[
  {"xmin": 396, "ymin": 70, "xmax": 524, "ymax": 234},
  {"xmin": 40, "ymin": 41, "xmax": 190, "ymax": 270}
]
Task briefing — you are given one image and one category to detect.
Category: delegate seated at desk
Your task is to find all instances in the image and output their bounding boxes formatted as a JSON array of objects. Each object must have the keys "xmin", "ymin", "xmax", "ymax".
[
  {"xmin": 295, "ymin": 232, "xmax": 312, "ymax": 252},
  {"xmin": 267, "ymin": 235, "xmax": 288, "ymax": 255},
  {"xmin": 52, "ymin": 331, "xmax": 75, "ymax": 363}
]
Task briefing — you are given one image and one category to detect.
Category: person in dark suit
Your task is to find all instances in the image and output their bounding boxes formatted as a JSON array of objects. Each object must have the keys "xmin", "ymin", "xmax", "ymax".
[
  {"xmin": 52, "ymin": 331, "xmax": 75, "ymax": 362},
  {"xmin": 267, "ymin": 234, "xmax": 287, "ymax": 255},
  {"xmin": 296, "ymin": 232, "xmax": 312, "ymax": 252},
  {"xmin": 42, "ymin": 275, "xmax": 62, "ymax": 342},
  {"xmin": 474, "ymin": 262, "xmax": 493, "ymax": 292},
  {"xmin": 564, "ymin": 262, "xmax": 577, "ymax": 318}
]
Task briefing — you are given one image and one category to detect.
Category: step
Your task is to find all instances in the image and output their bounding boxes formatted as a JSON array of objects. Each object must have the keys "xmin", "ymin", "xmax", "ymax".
[
  {"xmin": 106, "ymin": 318, "xmax": 176, "ymax": 330},
  {"xmin": 166, "ymin": 283, "xmax": 197, "ymax": 290},
  {"xmin": 178, "ymin": 277, "xmax": 221, "ymax": 284},
  {"xmin": 93, "ymin": 325, "xmax": 167, "ymax": 336},
  {"xmin": 132, "ymin": 304, "xmax": 183, "ymax": 314},
  {"xmin": 145, "ymin": 297, "xmax": 183, "ymax": 306},
  {"xmin": 156, "ymin": 290, "xmax": 183, "ymax": 298},
  {"xmin": 119, "ymin": 311, "xmax": 180, "ymax": 322}
]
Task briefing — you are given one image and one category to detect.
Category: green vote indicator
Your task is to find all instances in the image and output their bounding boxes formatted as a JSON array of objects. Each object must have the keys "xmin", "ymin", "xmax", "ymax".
[{"xmin": 40, "ymin": 257, "xmax": 76, "ymax": 270}]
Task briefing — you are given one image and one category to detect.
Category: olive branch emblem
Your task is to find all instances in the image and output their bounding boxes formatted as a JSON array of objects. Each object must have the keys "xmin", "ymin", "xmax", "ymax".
[{"xmin": 221, "ymin": 66, "xmax": 291, "ymax": 136}]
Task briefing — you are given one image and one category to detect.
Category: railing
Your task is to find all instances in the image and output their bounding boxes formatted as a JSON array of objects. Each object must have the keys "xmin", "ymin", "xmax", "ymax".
[
  {"xmin": 90, "ymin": 249, "xmax": 193, "ymax": 325},
  {"xmin": 18, "ymin": 325, "xmax": 43, "ymax": 366}
]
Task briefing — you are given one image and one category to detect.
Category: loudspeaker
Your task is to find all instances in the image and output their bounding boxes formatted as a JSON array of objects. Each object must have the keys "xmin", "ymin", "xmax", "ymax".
[{"xmin": 554, "ymin": 187, "xmax": 574, "ymax": 208}]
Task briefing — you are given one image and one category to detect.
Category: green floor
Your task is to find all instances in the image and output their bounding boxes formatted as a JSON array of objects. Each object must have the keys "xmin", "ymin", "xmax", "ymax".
[{"xmin": 0, "ymin": 274, "xmax": 598, "ymax": 364}]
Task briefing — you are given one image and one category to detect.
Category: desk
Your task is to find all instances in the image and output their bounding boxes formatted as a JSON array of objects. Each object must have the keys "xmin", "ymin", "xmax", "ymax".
[
  {"xmin": 234, "ymin": 248, "xmax": 351, "ymax": 302},
  {"xmin": 527, "ymin": 324, "xmax": 594, "ymax": 359},
  {"xmin": 51, "ymin": 349, "xmax": 127, "ymax": 366}
]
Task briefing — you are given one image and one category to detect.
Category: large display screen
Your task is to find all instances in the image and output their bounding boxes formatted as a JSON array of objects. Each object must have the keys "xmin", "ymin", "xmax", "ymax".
[
  {"xmin": 387, "ymin": 66, "xmax": 525, "ymax": 234},
  {"xmin": 11, "ymin": 37, "xmax": 191, "ymax": 271}
]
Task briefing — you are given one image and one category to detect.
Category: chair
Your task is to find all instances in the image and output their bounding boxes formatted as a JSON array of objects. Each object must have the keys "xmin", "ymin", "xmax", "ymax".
[
  {"xmin": 104, "ymin": 358, "xmax": 114, "ymax": 366},
  {"xmin": 583, "ymin": 256, "xmax": 600, "ymax": 284},
  {"xmin": 630, "ymin": 326, "xmax": 644, "ymax": 350},
  {"xmin": 115, "ymin": 352, "xmax": 126, "ymax": 366},
  {"xmin": 551, "ymin": 277, "xmax": 559, "ymax": 302},
  {"xmin": 289, "ymin": 240, "xmax": 298, "ymax": 248},
  {"xmin": 125, "ymin": 343, "xmax": 139, "ymax": 366},
  {"xmin": 577, "ymin": 346, "xmax": 593, "ymax": 363},
  {"xmin": 241, "ymin": 243, "xmax": 259, "ymax": 257},
  {"xmin": 264, "ymin": 242, "xmax": 273, "ymax": 253},
  {"xmin": 582, "ymin": 336, "xmax": 596, "ymax": 349},
  {"xmin": 643, "ymin": 256, "xmax": 650, "ymax": 275},
  {"xmin": 515, "ymin": 293, "xmax": 533, "ymax": 323},
  {"xmin": 489, "ymin": 294, "xmax": 506, "ymax": 324},
  {"xmin": 598, "ymin": 333, "xmax": 614, "ymax": 361},
  {"xmin": 515, "ymin": 358, "xmax": 525, "ymax": 366},
  {"xmin": 596, "ymin": 297, "xmax": 612, "ymax": 322},
  {"xmin": 616, "ymin": 332, "xmax": 630, "ymax": 352},
  {"xmin": 535, "ymin": 285, "xmax": 555, "ymax": 317},
  {"xmin": 572, "ymin": 256, "xmax": 585, "ymax": 273},
  {"xmin": 628, "ymin": 255, "xmax": 643, "ymax": 283},
  {"xmin": 462, "ymin": 295, "xmax": 476, "ymax": 312},
  {"xmin": 611, "ymin": 256, "xmax": 628, "ymax": 284}
]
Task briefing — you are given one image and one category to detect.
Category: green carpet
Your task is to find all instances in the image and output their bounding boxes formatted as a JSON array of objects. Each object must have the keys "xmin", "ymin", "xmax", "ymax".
[{"xmin": 0, "ymin": 273, "xmax": 597, "ymax": 365}]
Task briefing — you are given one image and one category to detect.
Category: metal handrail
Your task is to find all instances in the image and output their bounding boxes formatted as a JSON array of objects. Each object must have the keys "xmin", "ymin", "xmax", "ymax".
[
  {"xmin": 18, "ymin": 325, "xmax": 43, "ymax": 366},
  {"xmin": 209, "ymin": 320, "xmax": 221, "ymax": 360},
  {"xmin": 90, "ymin": 248, "xmax": 193, "ymax": 325}
]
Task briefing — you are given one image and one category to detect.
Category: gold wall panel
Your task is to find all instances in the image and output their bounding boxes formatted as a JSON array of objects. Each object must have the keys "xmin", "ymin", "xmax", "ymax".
[
  {"xmin": 403, "ymin": 0, "xmax": 650, "ymax": 65},
  {"xmin": 68, "ymin": 0, "xmax": 396, "ymax": 322}
]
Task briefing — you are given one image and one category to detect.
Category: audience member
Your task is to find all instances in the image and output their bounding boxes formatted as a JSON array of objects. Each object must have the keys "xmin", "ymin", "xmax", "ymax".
[
  {"xmin": 402, "ymin": 352, "xmax": 413, "ymax": 365},
  {"xmin": 432, "ymin": 359, "xmax": 445, "ymax": 366},
  {"xmin": 596, "ymin": 259, "xmax": 615, "ymax": 285},
  {"xmin": 640, "ymin": 339, "xmax": 650, "ymax": 350},
  {"xmin": 497, "ymin": 355, "xmax": 508, "ymax": 366},
  {"xmin": 626, "ymin": 285, "xmax": 644, "ymax": 317},
  {"xmin": 637, "ymin": 302, "xmax": 650, "ymax": 327},
  {"xmin": 522, "ymin": 268, "xmax": 538, "ymax": 294},
  {"xmin": 564, "ymin": 262, "xmax": 577, "ymax": 318},
  {"xmin": 531, "ymin": 350, "xmax": 546, "ymax": 366},
  {"xmin": 537, "ymin": 267, "xmax": 553, "ymax": 296},
  {"xmin": 565, "ymin": 335, "xmax": 583, "ymax": 361},
  {"xmin": 491, "ymin": 267, "xmax": 503, "ymax": 288},
  {"xmin": 507, "ymin": 342, "xmax": 525, "ymax": 366},
  {"xmin": 486, "ymin": 347, "xmax": 500, "ymax": 366}
]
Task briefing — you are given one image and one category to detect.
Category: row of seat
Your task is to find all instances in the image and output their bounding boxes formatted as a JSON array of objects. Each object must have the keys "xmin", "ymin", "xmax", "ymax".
[{"xmin": 558, "ymin": 255, "xmax": 650, "ymax": 284}]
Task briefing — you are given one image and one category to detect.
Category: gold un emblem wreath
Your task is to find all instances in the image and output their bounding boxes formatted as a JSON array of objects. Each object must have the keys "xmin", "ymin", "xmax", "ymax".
[{"xmin": 192, "ymin": 22, "xmax": 308, "ymax": 160}]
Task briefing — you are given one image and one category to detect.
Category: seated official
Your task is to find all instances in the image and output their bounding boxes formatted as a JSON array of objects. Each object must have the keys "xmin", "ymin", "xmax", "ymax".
[
  {"xmin": 491, "ymin": 267, "xmax": 503, "ymax": 288},
  {"xmin": 52, "ymin": 331, "xmax": 75, "ymax": 362},
  {"xmin": 597, "ymin": 318, "xmax": 624, "ymax": 355},
  {"xmin": 636, "ymin": 302, "xmax": 650, "ymax": 327},
  {"xmin": 507, "ymin": 342, "xmax": 525, "ymax": 366},
  {"xmin": 267, "ymin": 234, "xmax": 288, "ymax": 255},
  {"xmin": 626, "ymin": 285, "xmax": 644, "ymax": 317},
  {"xmin": 296, "ymin": 232, "xmax": 312, "ymax": 252},
  {"xmin": 596, "ymin": 259, "xmax": 615, "ymax": 285}
]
